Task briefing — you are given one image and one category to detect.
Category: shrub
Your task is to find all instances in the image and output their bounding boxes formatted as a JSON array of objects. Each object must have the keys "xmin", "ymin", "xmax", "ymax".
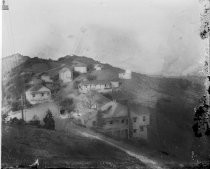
[
  {"xmin": 43, "ymin": 109, "xmax": 55, "ymax": 130},
  {"xmin": 10, "ymin": 117, "xmax": 25, "ymax": 125},
  {"xmin": 59, "ymin": 98, "xmax": 75, "ymax": 114}
]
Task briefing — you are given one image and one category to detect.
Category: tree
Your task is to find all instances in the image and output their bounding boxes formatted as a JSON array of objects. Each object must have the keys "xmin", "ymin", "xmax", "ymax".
[
  {"xmin": 60, "ymin": 98, "xmax": 75, "ymax": 114},
  {"xmin": 43, "ymin": 110, "xmax": 55, "ymax": 130},
  {"xmin": 11, "ymin": 100, "xmax": 22, "ymax": 112},
  {"xmin": 193, "ymin": 98, "xmax": 210, "ymax": 137},
  {"xmin": 83, "ymin": 91, "xmax": 97, "ymax": 110}
]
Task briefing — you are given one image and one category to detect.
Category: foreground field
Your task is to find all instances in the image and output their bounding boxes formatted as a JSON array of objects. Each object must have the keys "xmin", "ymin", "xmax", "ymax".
[{"xmin": 1, "ymin": 124, "xmax": 147, "ymax": 169}]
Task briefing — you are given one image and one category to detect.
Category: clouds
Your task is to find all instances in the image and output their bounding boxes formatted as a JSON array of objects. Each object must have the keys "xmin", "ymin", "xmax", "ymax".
[{"xmin": 2, "ymin": 0, "xmax": 204, "ymax": 76}]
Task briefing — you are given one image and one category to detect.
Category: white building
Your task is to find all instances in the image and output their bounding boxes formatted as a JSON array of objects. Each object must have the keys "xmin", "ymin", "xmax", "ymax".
[
  {"xmin": 78, "ymin": 80, "xmax": 112, "ymax": 94},
  {"xmin": 59, "ymin": 67, "xmax": 73, "ymax": 83},
  {"xmin": 25, "ymin": 85, "xmax": 51, "ymax": 105},
  {"xmin": 73, "ymin": 61, "xmax": 87, "ymax": 73},
  {"xmin": 129, "ymin": 104, "xmax": 150, "ymax": 140},
  {"xmin": 119, "ymin": 69, "xmax": 132, "ymax": 79},
  {"xmin": 94, "ymin": 64, "xmax": 103, "ymax": 71}
]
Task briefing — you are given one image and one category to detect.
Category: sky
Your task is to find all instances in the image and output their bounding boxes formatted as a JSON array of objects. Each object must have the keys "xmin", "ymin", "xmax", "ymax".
[{"xmin": 2, "ymin": 0, "xmax": 205, "ymax": 76}]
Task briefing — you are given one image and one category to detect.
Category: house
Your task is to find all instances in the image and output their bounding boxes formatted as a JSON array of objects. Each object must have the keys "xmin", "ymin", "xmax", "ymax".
[
  {"xmin": 78, "ymin": 80, "xmax": 113, "ymax": 94},
  {"xmin": 59, "ymin": 67, "xmax": 73, "ymax": 83},
  {"xmin": 73, "ymin": 61, "xmax": 87, "ymax": 73},
  {"xmin": 72, "ymin": 91, "xmax": 111, "ymax": 127},
  {"xmin": 129, "ymin": 103, "xmax": 150, "ymax": 139},
  {"xmin": 119, "ymin": 69, "xmax": 132, "ymax": 79},
  {"xmin": 99, "ymin": 101, "xmax": 129, "ymax": 139},
  {"xmin": 25, "ymin": 85, "xmax": 51, "ymax": 105},
  {"xmin": 40, "ymin": 73, "xmax": 53, "ymax": 83},
  {"xmin": 94, "ymin": 64, "xmax": 103, "ymax": 71}
]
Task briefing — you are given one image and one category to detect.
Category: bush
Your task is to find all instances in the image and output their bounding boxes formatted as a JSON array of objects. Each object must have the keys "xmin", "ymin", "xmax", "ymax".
[
  {"xmin": 43, "ymin": 110, "xmax": 55, "ymax": 130},
  {"xmin": 59, "ymin": 98, "xmax": 75, "ymax": 114},
  {"xmin": 10, "ymin": 117, "xmax": 25, "ymax": 125}
]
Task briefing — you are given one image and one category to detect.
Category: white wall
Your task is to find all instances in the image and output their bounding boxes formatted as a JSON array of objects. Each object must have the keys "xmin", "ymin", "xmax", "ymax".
[
  {"xmin": 74, "ymin": 67, "xmax": 87, "ymax": 73},
  {"xmin": 59, "ymin": 70, "xmax": 72, "ymax": 83},
  {"xmin": 26, "ymin": 88, "xmax": 51, "ymax": 105}
]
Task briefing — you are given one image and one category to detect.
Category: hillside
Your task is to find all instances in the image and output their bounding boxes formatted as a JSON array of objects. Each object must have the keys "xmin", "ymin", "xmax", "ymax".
[
  {"xmin": 2, "ymin": 54, "xmax": 209, "ymax": 164},
  {"xmin": 2, "ymin": 124, "xmax": 146, "ymax": 168}
]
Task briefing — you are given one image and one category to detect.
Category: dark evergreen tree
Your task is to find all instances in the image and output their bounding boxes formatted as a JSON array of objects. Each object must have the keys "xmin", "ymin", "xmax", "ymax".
[{"xmin": 43, "ymin": 109, "xmax": 55, "ymax": 130}]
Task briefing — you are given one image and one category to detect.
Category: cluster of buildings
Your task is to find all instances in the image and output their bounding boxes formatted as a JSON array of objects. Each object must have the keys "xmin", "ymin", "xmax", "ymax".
[
  {"xmin": 8, "ymin": 58, "xmax": 151, "ymax": 140},
  {"xmin": 72, "ymin": 91, "xmax": 150, "ymax": 140}
]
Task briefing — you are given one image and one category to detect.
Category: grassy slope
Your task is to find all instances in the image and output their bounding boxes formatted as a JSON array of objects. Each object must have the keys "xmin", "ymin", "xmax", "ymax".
[{"xmin": 2, "ymin": 124, "xmax": 146, "ymax": 168}]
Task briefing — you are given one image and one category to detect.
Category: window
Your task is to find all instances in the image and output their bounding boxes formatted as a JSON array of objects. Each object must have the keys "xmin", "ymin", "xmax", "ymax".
[
  {"xmin": 110, "ymin": 121, "xmax": 113, "ymax": 124},
  {"xmin": 143, "ymin": 116, "xmax": 146, "ymax": 121},
  {"xmin": 133, "ymin": 129, "xmax": 137, "ymax": 133},
  {"xmin": 140, "ymin": 126, "xmax": 144, "ymax": 132},
  {"xmin": 41, "ymin": 93, "xmax": 44, "ymax": 97},
  {"xmin": 121, "ymin": 119, "xmax": 125, "ymax": 123},
  {"xmin": 133, "ymin": 117, "xmax": 137, "ymax": 123}
]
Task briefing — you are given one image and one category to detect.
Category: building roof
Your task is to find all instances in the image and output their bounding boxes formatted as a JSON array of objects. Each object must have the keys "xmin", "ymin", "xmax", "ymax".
[
  {"xmin": 129, "ymin": 103, "xmax": 151, "ymax": 115},
  {"xmin": 73, "ymin": 60, "xmax": 87, "ymax": 67},
  {"xmin": 59, "ymin": 67, "xmax": 72, "ymax": 73},
  {"xmin": 102, "ymin": 101, "xmax": 128, "ymax": 118},
  {"xmin": 27, "ymin": 85, "xmax": 50, "ymax": 92},
  {"xmin": 80, "ymin": 80, "xmax": 111, "ymax": 86}
]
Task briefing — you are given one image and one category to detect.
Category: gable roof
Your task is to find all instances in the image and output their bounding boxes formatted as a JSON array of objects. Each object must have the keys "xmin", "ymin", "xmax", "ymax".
[
  {"xmin": 59, "ymin": 67, "xmax": 72, "ymax": 74},
  {"xmin": 102, "ymin": 101, "xmax": 128, "ymax": 118},
  {"xmin": 27, "ymin": 85, "xmax": 50, "ymax": 92},
  {"xmin": 129, "ymin": 103, "xmax": 151, "ymax": 115},
  {"xmin": 80, "ymin": 80, "xmax": 111, "ymax": 86},
  {"xmin": 72, "ymin": 60, "xmax": 87, "ymax": 67}
]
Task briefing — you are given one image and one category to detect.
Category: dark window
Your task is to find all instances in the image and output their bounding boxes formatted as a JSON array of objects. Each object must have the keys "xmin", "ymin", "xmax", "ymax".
[
  {"xmin": 140, "ymin": 126, "xmax": 144, "ymax": 132},
  {"xmin": 143, "ymin": 116, "xmax": 146, "ymax": 121},
  {"xmin": 121, "ymin": 119, "xmax": 125, "ymax": 123},
  {"xmin": 110, "ymin": 121, "xmax": 113, "ymax": 124},
  {"xmin": 133, "ymin": 129, "xmax": 137, "ymax": 133},
  {"xmin": 133, "ymin": 117, "xmax": 137, "ymax": 122},
  {"xmin": 41, "ymin": 93, "xmax": 44, "ymax": 96},
  {"xmin": 60, "ymin": 109, "xmax": 65, "ymax": 115}
]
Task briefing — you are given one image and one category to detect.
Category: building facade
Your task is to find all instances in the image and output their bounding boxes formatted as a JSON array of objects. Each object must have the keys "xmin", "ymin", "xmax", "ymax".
[
  {"xmin": 99, "ymin": 101, "xmax": 129, "ymax": 139},
  {"xmin": 129, "ymin": 104, "xmax": 150, "ymax": 139},
  {"xmin": 25, "ymin": 85, "xmax": 51, "ymax": 105},
  {"xmin": 78, "ymin": 80, "xmax": 113, "ymax": 93},
  {"xmin": 59, "ymin": 67, "xmax": 73, "ymax": 83}
]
